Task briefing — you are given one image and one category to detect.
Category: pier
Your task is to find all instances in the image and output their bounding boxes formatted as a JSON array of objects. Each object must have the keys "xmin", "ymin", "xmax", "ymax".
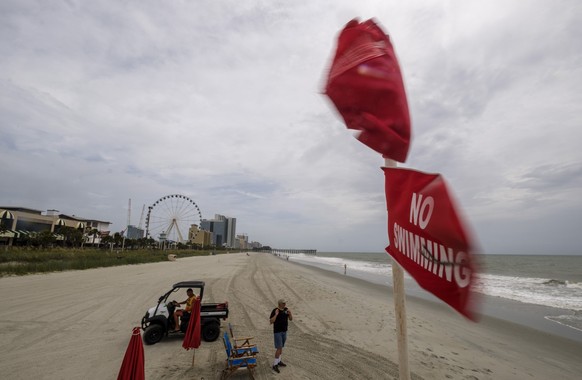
[{"xmin": 270, "ymin": 248, "xmax": 317, "ymax": 255}]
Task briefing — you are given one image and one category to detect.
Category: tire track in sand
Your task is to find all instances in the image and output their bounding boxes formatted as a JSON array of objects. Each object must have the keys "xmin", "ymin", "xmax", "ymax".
[{"xmin": 262, "ymin": 258, "xmax": 332, "ymax": 332}]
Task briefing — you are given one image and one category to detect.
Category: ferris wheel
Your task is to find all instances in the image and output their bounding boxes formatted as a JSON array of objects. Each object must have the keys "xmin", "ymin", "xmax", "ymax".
[{"xmin": 145, "ymin": 194, "xmax": 202, "ymax": 243}]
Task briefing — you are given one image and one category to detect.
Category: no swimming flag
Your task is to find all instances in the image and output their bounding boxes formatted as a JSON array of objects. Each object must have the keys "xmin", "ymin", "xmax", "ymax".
[
  {"xmin": 324, "ymin": 18, "xmax": 411, "ymax": 163},
  {"xmin": 384, "ymin": 167, "xmax": 480, "ymax": 321}
]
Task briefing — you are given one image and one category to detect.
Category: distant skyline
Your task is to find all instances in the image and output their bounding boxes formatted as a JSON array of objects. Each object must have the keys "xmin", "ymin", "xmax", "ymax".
[{"xmin": 1, "ymin": 1, "xmax": 581, "ymax": 255}]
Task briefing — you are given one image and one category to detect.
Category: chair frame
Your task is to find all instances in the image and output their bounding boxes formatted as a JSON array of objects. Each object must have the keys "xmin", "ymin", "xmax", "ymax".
[
  {"xmin": 228, "ymin": 323, "xmax": 259, "ymax": 355},
  {"xmin": 221, "ymin": 332, "xmax": 257, "ymax": 380}
]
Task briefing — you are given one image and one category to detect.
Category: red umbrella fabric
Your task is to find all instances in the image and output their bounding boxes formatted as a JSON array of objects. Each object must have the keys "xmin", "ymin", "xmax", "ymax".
[
  {"xmin": 117, "ymin": 327, "xmax": 145, "ymax": 380},
  {"xmin": 325, "ymin": 18, "xmax": 411, "ymax": 163},
  {"xmin": 182, "ymin": 297, "xmax": 201, "ymax": 350}
]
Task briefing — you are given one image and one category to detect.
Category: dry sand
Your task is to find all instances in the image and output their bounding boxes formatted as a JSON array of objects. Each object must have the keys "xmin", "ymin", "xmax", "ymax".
[{"xmin": 0, "ymin": 252, "xmax": 580, "ymax": 379}]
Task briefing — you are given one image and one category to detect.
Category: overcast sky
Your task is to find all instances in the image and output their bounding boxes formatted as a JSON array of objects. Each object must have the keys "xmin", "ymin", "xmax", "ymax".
[{"xmin": 1, "ymin": 1, "xmax": 581, "ymax": 254}]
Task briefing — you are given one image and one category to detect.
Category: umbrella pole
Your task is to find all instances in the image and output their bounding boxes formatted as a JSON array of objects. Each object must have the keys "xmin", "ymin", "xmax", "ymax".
[
  {"xmin": 385, "ymin": 158, "xmax": 410, "ymax": 380},
  {"xmin": 191, "ymin": 351, "xmax": 195, "ymax": 367}
]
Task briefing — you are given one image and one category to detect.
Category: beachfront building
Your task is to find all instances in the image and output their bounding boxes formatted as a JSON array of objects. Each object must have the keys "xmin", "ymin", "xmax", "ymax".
[
  {"xmin": 233, "ymin": 233, "xmax": 249, "ymax": 250},
  {"xmin": 201, "ymin": 214, "xmax": 236, "ymax": 247},
  {"xmin": 81, "ymin": 218, "xmax": 111, "ymax": 246},
  {"xmin": 225, "ymin": 216, "xmax": 236, "ymax": 248},
  {"xmin": 0, "ymin": 206, "xmax": 111, "ymax": 246},
  {"xmin": 200, "ymin": 218, "xmax": 224, "ymax": 246},
  {"xmin": 188, "ymin": 224, "xmax": 212, "ymax": 247},
  {"xmin": 248, "ymin": 241, "xmax": 262, "ymax": 250},
  {"xmin": 126, "ymin": 225, "xmax": 145, "ymax": 240}
]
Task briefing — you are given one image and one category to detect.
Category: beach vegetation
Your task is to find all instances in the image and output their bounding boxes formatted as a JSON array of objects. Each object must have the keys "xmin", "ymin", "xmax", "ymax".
[{"xmin": 0, "ymin": 246, "xmax": 228, "ymax": 276}]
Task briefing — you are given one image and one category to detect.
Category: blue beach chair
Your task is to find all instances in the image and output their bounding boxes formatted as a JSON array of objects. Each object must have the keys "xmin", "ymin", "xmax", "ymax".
[{"xmin": 221, "ymin": 332, "xmax": 257, "ymax": 379}]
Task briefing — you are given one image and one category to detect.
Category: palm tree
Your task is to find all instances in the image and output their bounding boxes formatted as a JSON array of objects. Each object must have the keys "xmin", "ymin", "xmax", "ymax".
[
  {"xmin": 100, "ymin": 235, "xmax": 114, "ymax": 252},
  {"xmin": 113, "ymin": 232, "xmax": 123, "ymax": 247},
  {"xmin": 68, "ymin": 228, "xmax": 84, "ymax": 247},
  {"xmin": 35, "ymin": 230, "xmax": 57, "ymax": 248},
  {"xmin": 54, "ymin": 225, "xmax": 67, "ymax": 247},
  {"xmin": 0, "ymin": 220, "xmax": 8, "ymax": 234},
  {"xmin": 89, "ymin": 228, "xmax": 100, "ymax": 246}
]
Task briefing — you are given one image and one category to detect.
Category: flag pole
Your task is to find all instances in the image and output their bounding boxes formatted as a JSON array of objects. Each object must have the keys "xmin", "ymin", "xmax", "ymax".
[{"xmin": 385, "ymin": 158, "xmax": 410, "ymax": 380}]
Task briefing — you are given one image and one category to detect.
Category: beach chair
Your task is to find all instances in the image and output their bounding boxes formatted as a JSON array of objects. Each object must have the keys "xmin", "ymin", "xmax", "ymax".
[
  {"xmin": 221, "ymin": 332, "xmax": 257, "ymax": 380},
  {"xmin": 228, "ymin": 323, "xmax": 259, "ymax": 355}
]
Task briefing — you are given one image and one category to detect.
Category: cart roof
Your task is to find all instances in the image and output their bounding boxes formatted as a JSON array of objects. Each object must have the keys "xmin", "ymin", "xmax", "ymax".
[{"xmin": 172, "ymin": 281, "xmax": 205, "ymax": 289}]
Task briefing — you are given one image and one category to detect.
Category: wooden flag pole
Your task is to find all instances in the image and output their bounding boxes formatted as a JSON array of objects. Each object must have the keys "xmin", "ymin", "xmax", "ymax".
[{"xmin": 385, "ymin": 158, "xmax": 410, "ymax": 380}]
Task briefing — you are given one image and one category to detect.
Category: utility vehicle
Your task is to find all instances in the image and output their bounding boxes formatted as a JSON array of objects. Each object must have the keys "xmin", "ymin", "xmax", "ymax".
[{"xmin": 141, "ymin": 281, "xmax": 228, "ymax": 345}]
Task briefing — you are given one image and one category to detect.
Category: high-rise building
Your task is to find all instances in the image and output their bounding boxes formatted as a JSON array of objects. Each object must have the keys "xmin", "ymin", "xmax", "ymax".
[
  {"xmin": 234, "ymin": 233, "xmax": 248, "ymax": 249},
  {"xmin": 200, "ymin": 214, "xmax": 236, "ymax": 247},
  {"xmin": 225, "ymin": 216, "xmax": 236, "ymax": 248},
  {"xmin": 126, "ymin": 225, "xmax": 144, "ymax": 239},
  {"xmin": 200, "ymin": 216, "xmax": 226, "ymax": 247}
]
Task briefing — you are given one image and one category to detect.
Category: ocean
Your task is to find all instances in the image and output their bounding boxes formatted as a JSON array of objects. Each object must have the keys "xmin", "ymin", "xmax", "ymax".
[{"xmin": 281, "ymin": 251, "xmax": 582, "ymax": 340}]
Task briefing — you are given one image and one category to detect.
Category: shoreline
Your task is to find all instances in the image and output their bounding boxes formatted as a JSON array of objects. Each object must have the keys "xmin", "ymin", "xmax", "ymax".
[
  {"xmin": 0, "ymin": 252, "xmax": 580, "ymax": 379},
  {"xmin": 286, "ymin": 253, "xmax": 582, "ymax": 343}
]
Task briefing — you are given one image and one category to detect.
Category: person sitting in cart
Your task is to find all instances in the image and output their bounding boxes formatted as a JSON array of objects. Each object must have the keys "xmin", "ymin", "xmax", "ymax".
[{"xmin": 171, "ymin": 288, "xmax": 197, "ymax": 332}]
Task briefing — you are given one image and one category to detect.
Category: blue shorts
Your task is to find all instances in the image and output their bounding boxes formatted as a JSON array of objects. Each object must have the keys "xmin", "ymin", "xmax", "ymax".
[{"xmin": 274, "ymin": 331, "xmax": 287, "ymax": 349}]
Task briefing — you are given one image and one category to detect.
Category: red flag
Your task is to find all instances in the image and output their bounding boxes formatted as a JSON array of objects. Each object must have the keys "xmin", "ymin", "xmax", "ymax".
[
  {"xmin": 384, "ymin": 167, "xmax": 479, "ymax": 320},
  {"xmin": 325, "ymin": 18, "xmax": 411, "ymax": 162},
  {"xmin": 117, "ymin": 327, "xmax": 145, "ymax": 380},
  {"xmin": 182, "ymin": 298, "xmax": 201, "ymax": 350}
]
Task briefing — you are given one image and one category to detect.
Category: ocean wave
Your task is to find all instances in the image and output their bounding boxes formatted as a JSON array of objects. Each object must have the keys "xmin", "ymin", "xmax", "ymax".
[
  {"xmin": 475, "ymin": 274, "xmax": 582, "ymax": 311},
  {"xmin": 545, "ymin": 314, "xmax": 582, "ymax": 332},
  {"xmin": 291, "ymin": 253, "xmax": 392, "ymax": 276},
  {"xmin": 288, "ymin": 253, "xmax": 582, "ymax": 311},
  {"xmin": 543, "ymin": 279, "xmax": 567, "ymax": 286}
]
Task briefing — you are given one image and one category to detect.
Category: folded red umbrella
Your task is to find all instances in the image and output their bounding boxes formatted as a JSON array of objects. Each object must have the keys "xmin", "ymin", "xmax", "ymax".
[
  {"xmin": 182, "ymin": 297, "xmax": 202, "ymax": 366},
  {"xmin": 182, "ymin": 297, "xmax": 201, "ymax": 350},
  {"xmin": 117, "ymin": 327, "xmax": 145, "ymax": 380},
  {"xmin": 325, "ymin": 18, "xmax": 411, "ymax": 162}
]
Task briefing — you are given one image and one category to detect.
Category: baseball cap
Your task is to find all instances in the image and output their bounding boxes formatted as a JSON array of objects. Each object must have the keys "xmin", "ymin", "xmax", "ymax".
[{"xmin": 278, "ymin": 298, "xmax": 286, "ymax": 305}]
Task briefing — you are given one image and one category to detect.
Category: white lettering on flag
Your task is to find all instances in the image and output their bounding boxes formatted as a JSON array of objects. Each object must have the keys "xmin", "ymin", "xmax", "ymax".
[
  {"xmin": 392, "ymin": 222, "xmax": 471, "ymax": 288},
  {"xmin": 410, "ymin": 193, "xmax": 434, "ymax": 230}
]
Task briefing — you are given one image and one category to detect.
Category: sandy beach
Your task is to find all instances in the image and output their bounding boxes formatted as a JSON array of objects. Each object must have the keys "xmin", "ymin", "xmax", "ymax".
[{"xmin": 0, "ymin": 252, "xmax": 580, "ymax": 379}]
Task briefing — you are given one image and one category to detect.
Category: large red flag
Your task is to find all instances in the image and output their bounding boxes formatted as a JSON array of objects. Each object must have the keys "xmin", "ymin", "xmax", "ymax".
[
  {"xmin": 325, "ymin": 18, "xmax": 411, "ymax": 162},
  {"xmin": 384, "ymin": 167, "xmax": 479, "ymax": 320}
]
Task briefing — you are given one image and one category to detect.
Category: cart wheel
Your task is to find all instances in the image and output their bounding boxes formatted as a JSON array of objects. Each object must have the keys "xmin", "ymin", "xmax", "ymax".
[{"xmin": 143, "ymin": 324, "xmax": 164, "ymax": 345}]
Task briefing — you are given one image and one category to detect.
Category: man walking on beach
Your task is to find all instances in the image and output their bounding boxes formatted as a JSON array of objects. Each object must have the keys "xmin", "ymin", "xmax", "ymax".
[{"xmin": 269, "ymin": 299, "xmax": 292, "ymax": 373}]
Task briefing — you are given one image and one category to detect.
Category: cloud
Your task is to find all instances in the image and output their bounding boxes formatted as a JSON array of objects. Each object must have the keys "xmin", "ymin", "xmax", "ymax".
[{"xmin": 1, "ymin": 0, "xmax": 581, "ymax": 254}]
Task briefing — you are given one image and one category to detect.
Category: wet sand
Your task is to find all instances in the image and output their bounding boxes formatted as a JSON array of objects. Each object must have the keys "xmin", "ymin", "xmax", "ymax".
[{"xmin": 0, "ymin": 252, "xmax": 580, "ymax": 379}]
